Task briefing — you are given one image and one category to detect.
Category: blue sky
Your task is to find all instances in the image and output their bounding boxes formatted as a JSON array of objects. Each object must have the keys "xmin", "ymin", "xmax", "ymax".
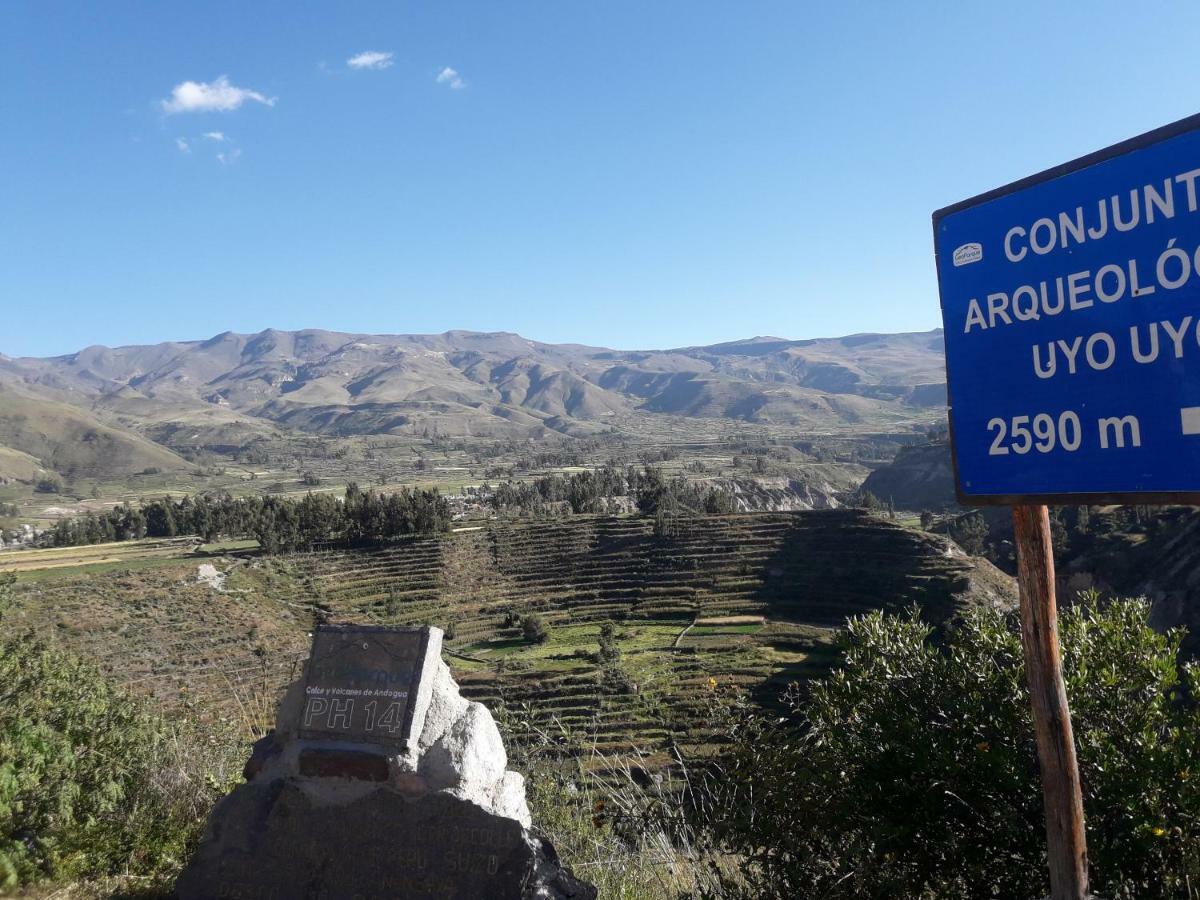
[{"xmin": 4, "ymin": 2, "xmax": 1200, "ymax": 357}]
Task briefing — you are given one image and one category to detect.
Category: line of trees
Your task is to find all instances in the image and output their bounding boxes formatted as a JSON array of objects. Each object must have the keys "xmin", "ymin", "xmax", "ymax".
[
  {"xmin": 45, "ymin": 484, "xmax": 451, "ymax": 552},
  {"xmin": 487, "ymin": 465, "xmax": 736, "ymax": 517}
]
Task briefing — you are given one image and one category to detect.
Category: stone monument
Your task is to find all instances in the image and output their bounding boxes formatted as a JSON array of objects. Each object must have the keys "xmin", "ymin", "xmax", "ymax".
[{"xmin": 176, "ymin": 624, "xmax": 596, "ymax": 900}]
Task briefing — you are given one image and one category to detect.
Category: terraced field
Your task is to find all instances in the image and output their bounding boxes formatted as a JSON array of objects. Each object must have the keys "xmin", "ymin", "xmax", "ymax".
[{"xmin": 4, "ymin": 511, "xmax": 1014, "ymax": 764}]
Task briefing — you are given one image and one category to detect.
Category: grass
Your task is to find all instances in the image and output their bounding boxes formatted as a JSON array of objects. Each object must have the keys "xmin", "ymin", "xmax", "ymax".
[
  {"xmin": 196, "ymin": 538, "xmax": 260, "ymax": 554},
  {"xmin": 689, "ymin": 623, "xmax": 764, "ymax": 636},
  {"xmin": 1, "ymin": 538, "xmax": 199, "ymax": 582},
  {"xmin": 13, "ymin": 555, "xmax": 192, "ymax": 584}
]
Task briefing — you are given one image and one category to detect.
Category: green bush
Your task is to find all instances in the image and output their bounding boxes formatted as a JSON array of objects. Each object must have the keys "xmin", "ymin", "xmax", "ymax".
[
  {"xmin": 693, "ymin": 597, "xmax": 1200, "ymax": 899},
  {"xmin": 33, "ymin": 475, "xmax": 63, "ymax": 495},
  {"xmin": 0, "ymin": 577, "xmax": 240, "ymax": 892},
  {"xmin": 522, "ymin": 613, "xmax": 550, "ymax": 644},
  {"xmin": 598, "ymin": 622, "xmax": 621, "ymax": 664}
]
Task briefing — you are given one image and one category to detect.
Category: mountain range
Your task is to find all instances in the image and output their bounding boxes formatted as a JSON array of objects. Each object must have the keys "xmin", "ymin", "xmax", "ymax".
[{"xmin": 0, "ymin": 328, "xmax": 947, "ymax": 478}]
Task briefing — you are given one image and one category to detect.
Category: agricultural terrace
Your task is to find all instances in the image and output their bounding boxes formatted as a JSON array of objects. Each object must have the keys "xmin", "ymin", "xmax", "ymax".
[{"xmin": 2, "ymin": 511, "xmax": 1012, "ymax": 769}]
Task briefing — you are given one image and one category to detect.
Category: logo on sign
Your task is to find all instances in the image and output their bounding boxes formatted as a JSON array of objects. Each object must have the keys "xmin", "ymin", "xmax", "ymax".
[{"xmin": 953, "ymin": 242, "xmax": 983, "ymax": 266}]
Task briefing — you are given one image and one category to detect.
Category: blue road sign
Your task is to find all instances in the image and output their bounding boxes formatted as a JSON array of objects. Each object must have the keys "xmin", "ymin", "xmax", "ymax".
[{"xmin": 934, "ymin": 116, "xmax": 1200, "ymax": 505}]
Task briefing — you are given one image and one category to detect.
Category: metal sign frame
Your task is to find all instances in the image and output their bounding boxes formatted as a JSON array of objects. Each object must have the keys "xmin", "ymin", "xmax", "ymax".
[{"xmin": 933, "ymin": 111, "xmax": 1200, "ymax": 507}]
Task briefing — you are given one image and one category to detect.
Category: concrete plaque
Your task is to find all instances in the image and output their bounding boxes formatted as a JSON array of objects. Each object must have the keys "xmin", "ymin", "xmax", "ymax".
[{"xmin": 298, "ymin": 625, "xmax": 438, "ymax": 748}]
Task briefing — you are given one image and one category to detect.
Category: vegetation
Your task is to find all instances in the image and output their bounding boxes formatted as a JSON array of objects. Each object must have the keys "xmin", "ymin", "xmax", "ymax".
[
  {"xmin": 33, "ymin": 474, "xmax": 63, "ymax": 494},
  {"xmin": 498, "ymin": 702, "xmax": 714, "ymax": 900},
  {"xmin": 947, "ymin": 510, "xmax": 988, "ymax": 555},
  {"xmin": 486, "ymin": 464, "xmax": 736, "ymax": 518},
  {"xmin": 44, "ymin": 483, "xmax": 451, "ymax": 552},
  {"xmin": 5, "ymin": 513, "xmax": 1003, "ymax": 767},
  {"xmin": 691, "ymin": 597, "xmax": 1200, "ymax": 899},
  {"xmin": 4, "ymin": 513, "xmax": 1197, "ymax": 899},
  {"xmin": 522, "ymin": 613, "xmax": 550, "ymax": 644},
  {"xmin": 598, "ymin": 621, "xmax": 621, "ymax": 664},
  {"xmin": 0, "ymin": 575, "xmax": 241, "ymax": 893}
]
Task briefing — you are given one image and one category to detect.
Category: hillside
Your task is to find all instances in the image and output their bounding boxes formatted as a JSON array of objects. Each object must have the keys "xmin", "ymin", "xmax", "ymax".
[
  {"xmin": 860, "ymin": 440, "xmax": 957, "ymax": 511},
  {"xmin": 0, "ymin": 328, "xmax": 947, "ymax": 446},
  {"xmin": 0, "ymin": 444, "xmax": 45, "ymax": 483},
  {"xmin": 6, "ymin": 511, "xmax": 1013, "ymax": 761},
  {"xmin": 0, "ymin": 382, "xmax": 192, "ymax": 479}
]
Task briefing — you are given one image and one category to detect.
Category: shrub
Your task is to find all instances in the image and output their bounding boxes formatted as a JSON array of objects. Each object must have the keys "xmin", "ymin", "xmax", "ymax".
[
  {"xmin": 653, "ymin": 510, "xmax": 678, "ymax": 539},
  {"xmin": 0, "ymin": 577, "xmax": 241, "ymax": 892},
  {"xmin": 598, "ymin": 622, "xmax": 621, "ymax": 664},
  {"xmin": 948, "ymin": 510, "xmax": 989, "ymax": 556},
  {"xmin": 601, "ymin": 664, "xmax": 637, "ymax": 696},
  {"xmin": 522, "ymin": 613, "xmax": 549, "ymax": 645},
  {"xmin": 692, "ymin": 597, "xmax": 1200, "ymax": 900},
  {"xmin": 33, "ymin": 475, "xmax": 62, "ymax": 494}
]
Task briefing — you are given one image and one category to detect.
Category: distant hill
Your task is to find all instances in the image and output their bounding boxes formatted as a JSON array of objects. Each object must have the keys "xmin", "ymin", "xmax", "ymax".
[
  {"xmin": 0, "ymin": 382, "xmax": 191, "ymax": 479},
  {"xmin": 0, "ymin": 328, "xmax": 947, "ymax": 446}
]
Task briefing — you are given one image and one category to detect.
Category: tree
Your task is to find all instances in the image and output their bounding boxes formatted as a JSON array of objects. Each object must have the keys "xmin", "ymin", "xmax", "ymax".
[
  {"xmin": 694, "ymin": 598, "xmax": 1200, "ymax": 900},
  {"xmin": 949, "ymin": 511, "xmax": 989, "ymax": 555},
  {"xmin": 653, "ymin": 510, "xmax": 679, "ymax": 540},
  {"xmin": 854, "ymin": 489, "xmax": 881, "ymax": 511},
  {"xmin": 704, "ymin": 488, "xmax": 736, "ymax": 515},
  {"xmin": 44, "ymin": 484, "xmax": 449, "ymax": 551},
  {"xmin": 522, "ymin": 614, "xmax": 549, "ymax": 645},
  {"xmin": 635, "ymin": 467, "xmax": 674, "ymax": 515},
  {"xmin": 33, "ymin": 475, "xmax": 62, "ymax": 494},
  {"xmin": 598, "ymin": 622, "xmax": 620, "ymax": 664},
  {"xmin": 0, "ymin": 572, "xmax": 14, "ymax": 624}
]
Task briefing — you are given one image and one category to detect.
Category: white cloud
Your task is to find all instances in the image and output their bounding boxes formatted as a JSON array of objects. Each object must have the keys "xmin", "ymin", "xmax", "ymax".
[
  {"xmin": 348, "ymin": 51, "xmax": 394, "ymax": 70},
  {"xmin": 161, "ymin": 76, "xmax": 276, "ymax": 114},
  {"xmin": 217, "ymin": 148, "xmax": 242, "ymax": 165},
  {"xmin": 436, "ymin": 67, "xmax": 465, "ymax": 89},
  {"xmin": 175, "ymin": 137, "xmax": 191, "ymax": 154},
  {"xmin": 203, "ymin": 131, "xmax": 226, "ymax": 141}
]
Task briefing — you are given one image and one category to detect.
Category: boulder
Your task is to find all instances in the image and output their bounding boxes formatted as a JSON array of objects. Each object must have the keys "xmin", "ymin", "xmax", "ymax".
[{"xmin": 175, "ymin": 631, "xmax": 589, "ymax": 899}]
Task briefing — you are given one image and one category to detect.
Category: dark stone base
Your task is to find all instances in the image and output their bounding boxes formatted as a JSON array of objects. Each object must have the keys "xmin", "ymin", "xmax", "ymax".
[{"xmin": 174, "ymin": 779, "xmax": 596, "ymax": 900}]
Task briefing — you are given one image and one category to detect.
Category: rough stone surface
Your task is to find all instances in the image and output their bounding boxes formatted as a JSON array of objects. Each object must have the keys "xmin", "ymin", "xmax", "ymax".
[
  {"xmin": 176, "ymin": 631, "xmax": 570, "ymax": 897},
  {"xmin": 417, "ymin": 658, "xmax": 472, "ymax": 751},
  {"xmin": 422, "ymin": 702, "xmax": 505, "ymax": 790},
  {"xmin": 491, "ymin": 771, "xmax": 531, "ymax": 826},
  {"xmin": 195, "ymin": 563, "xmax": 227, "ymax": 592},
  {"xmin": 175, "ymin": 780, "xmax": 596, "ymax": 900}
]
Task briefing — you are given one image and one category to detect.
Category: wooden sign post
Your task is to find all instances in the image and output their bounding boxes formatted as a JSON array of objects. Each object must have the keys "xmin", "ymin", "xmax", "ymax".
[{"xmin": 1012, "ymin": 505, "xmax": 1088, "ymax": 899}]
